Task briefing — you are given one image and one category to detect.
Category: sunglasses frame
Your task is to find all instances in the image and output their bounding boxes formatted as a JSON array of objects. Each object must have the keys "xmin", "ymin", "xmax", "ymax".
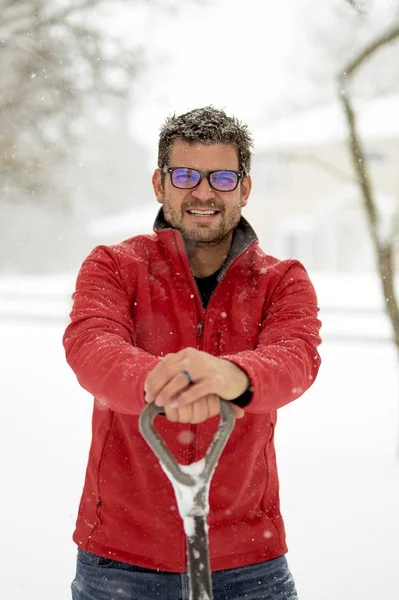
[{"xmin": 163, "ymin": 166, "xmax": 242, "ymax": 192}]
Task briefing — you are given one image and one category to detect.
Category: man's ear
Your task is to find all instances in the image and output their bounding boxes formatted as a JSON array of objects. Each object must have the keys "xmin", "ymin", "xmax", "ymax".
[
  {"xmin": 240, "ymin": 175, "xmax": 252, "ymax": 207},
  {"xmin": 152, "ymin": 168, "xmax": 164, "ymax": 204}
]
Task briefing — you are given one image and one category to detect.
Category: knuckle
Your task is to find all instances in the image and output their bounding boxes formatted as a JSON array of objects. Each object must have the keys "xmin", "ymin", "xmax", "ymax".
[
  {"xmin": 177, "ymin": 392, "xmax": 188, "ymax": 405},
  {"xmin": 165, "ymin": 412, "xmax": 177, "ymax": 422}
]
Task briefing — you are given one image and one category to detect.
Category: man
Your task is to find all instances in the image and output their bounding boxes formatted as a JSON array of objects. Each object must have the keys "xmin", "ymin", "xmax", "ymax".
[{"xmin": 64, "ymin": 106, "xmax": 322, "ymax": 599}]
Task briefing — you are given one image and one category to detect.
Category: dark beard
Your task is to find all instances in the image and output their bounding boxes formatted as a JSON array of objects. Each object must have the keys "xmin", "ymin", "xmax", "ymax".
[{"xmin": 180, "ymin": 226, "xmax": 233, "ymax": 248}]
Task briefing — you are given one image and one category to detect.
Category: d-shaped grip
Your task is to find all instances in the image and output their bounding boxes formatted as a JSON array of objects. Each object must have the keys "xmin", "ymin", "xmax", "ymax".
[{"xmin": 139, "ymin": 400, "xmax": 235, "ymax": 486}]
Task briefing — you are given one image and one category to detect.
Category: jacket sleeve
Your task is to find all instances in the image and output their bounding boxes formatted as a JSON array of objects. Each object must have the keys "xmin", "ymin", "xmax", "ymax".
[
  {"xmin": 222, "ymin": 261, "xmax": 322, "ymax": 414},
  {"xmin": 62, "ymin": 245, "xmax": 161, "ymax": 415}
]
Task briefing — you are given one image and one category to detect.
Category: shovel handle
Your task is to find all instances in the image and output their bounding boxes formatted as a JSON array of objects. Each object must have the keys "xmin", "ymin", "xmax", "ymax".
[{"xmin": 139, "ymin": 400, "xmax": 235, "ymax": 486}]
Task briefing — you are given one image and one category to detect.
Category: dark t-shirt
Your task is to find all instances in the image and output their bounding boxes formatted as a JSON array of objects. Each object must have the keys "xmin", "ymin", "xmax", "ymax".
[{"xmin": 194, "ymin": 268, "xmax": 222, "ymax": 310}]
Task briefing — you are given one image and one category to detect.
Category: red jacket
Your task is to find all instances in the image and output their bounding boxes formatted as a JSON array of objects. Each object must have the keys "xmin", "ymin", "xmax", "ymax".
[{"xmin": 63, "ymin": 212, "xmax": 321, "ymax": 572}]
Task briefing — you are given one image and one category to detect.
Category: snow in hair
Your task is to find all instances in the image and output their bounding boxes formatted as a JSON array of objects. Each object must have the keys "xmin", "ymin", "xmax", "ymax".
[{"xmin": 158, "ymin": 106, "xmax": 254, "ymax": 176}]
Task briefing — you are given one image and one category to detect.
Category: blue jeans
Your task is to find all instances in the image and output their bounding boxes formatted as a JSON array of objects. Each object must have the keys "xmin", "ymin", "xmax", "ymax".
[{"xmin": 71, "ymin": 548, "xmax": 299, "ymax": 599}]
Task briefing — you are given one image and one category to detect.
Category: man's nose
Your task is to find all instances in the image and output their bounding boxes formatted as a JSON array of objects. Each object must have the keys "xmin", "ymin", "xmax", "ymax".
[{"xmin": 190, "ymin": 176, "xmax": 216, "ymax": 200}]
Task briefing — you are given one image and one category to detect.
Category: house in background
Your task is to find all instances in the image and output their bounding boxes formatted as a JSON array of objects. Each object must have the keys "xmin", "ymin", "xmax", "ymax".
[{"xmin": 245, "ymin": 94, "xmax": 399, "ymax": 273}]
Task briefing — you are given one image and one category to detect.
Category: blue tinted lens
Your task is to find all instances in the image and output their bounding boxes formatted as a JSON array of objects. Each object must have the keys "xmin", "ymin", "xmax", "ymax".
[
  {"xmin": 210, "ymin": 171, "xmax": 238, "ymax": 191},
  {"xmin": 171, "ymin": 168, "xmax": 200, "ymax": 188}
]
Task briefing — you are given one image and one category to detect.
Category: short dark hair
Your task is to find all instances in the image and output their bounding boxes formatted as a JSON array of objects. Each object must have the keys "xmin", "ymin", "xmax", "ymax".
[{"xmin": 158, "ymin": 106, "xmax": 254, "ymax": 176}]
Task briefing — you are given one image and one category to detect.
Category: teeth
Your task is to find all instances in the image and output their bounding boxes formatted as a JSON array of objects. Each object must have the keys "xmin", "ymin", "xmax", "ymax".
[{"xmin": 188, "ymin": 210, "xmax": 217, "ymax": 215}]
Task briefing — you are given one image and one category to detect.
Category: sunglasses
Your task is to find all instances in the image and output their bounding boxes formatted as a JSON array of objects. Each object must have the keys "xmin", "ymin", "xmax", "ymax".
[{"xmin": 163, "ymin": 166, "xmax": 242, "ymax": 192}]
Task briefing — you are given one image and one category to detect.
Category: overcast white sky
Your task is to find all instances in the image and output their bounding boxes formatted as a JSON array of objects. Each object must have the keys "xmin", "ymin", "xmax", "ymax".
[
  {"xmin": 128, "ymin": 0, "xmax": 305, "ymax": 151},
  {"xmin": 128, "ymin": 0, "xmax": 397, "ymax": 151},
  {"xmin": 95, "ymin": 0, "xmax": 398, "ymax": 161}
]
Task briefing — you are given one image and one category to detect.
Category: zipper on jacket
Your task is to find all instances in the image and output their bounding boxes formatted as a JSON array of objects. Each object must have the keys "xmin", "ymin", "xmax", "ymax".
[
  {"xmin": 187, "ymin": 320, "xmax": 204, "ymax": 464},
  {"xmin": 172, "ymin": 233, "xmax": 201, "ymax": 304},
  {"xmin": 196, "ymin": 320, "xmax": 203, "ymax": 349},
  {"xmin": 96, "ymin": 497, "xmax": 102, "ymax": 515},
  {"xmin": 172, "ymin": 233, "xmax": 219, "ymax": 472},
  {"xmin": 216, "ymin": 330, "xmax": 222, "ymax": 354}
]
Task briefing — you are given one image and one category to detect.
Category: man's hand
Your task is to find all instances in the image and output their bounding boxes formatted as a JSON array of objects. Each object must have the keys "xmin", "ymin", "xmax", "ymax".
[
  {"xmin": 163, "ymin": 394, "xmax": 245, "ymax": 423},
  {"xmin": 144, "ymin": 347, "xmax": 250, "ymax": 411}
]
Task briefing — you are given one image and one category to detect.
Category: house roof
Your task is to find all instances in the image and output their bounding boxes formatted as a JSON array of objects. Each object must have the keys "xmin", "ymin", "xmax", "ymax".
[{"xmin": 255, "ymin": 94, "xmax": 399, "ymax": 151}]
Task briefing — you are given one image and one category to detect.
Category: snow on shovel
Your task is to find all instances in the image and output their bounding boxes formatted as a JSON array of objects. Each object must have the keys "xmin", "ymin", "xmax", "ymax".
[{"xmin": 139, "ymin": 400, "xmax": 236, "ymax": 600}]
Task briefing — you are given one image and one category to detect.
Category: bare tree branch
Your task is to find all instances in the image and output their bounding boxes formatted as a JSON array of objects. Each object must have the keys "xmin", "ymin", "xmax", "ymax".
[
  {"xmin": 343, "ymin": 23, "xmax": 399, "ymax": 77},
  {"xmin": 338, "ymin": 23, "xmax": 399, "ymax": 245},
  {"xmin": 0, "ymin": 0, "xmax": 190, "ymax": 205},
  {"xmin": 344, "ymin": 0, "xmax": 367, "ymax": 17},
  {"xmin": 338, "ymin": 87, "xmax": 379, "ymax": 234},
  {"xmin": 338, "ymin": 24, "xmax": 399, "ymax": 366}
]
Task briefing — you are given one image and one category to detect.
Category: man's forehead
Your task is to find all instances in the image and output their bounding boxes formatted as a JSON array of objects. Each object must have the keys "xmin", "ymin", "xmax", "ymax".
[{"xmin": 169, "ymin": 140, "xmax": 239, "ymax": 166}]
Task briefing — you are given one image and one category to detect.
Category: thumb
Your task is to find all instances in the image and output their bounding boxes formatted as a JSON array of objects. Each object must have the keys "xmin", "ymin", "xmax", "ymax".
[{"xmin": 230, "ymin": 404, "xmax": 245, "ymax": 419}]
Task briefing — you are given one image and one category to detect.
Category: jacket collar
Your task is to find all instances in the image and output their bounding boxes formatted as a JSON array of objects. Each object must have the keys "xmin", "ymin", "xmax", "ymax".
[{"xmin": 153, "ymin": 208, "xmax": 258, "ymax": 280}]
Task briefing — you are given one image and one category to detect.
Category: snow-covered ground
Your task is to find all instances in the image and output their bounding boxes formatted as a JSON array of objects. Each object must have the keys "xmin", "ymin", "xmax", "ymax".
[{"xmin": 1, "ymin": 272, "xmax": 398, "ymax": 600}]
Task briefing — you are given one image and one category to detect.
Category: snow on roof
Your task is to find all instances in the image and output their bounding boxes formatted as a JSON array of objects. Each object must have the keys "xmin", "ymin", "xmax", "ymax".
[{"xmin": 255, "ymin": 94, "xmax": 399, "ymax": 151}]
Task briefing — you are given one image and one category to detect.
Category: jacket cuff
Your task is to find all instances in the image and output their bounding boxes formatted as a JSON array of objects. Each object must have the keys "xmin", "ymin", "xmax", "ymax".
[{"xmin": 230, "ymin": 385, "xmax": 253, "ymax": 408}]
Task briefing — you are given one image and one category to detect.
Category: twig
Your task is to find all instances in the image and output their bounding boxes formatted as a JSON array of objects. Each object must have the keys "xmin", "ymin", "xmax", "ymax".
[
  {"xmin": 344, "ymin": 0, "xmax": 367, "ymax": 17},
  {"xmin": 342, "ymin": 23, "xmax": 399, "ymax": 77}
]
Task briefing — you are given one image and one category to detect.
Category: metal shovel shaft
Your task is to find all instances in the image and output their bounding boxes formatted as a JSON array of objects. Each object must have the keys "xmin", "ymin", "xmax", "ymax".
[
  {"xmin": 187, "ymin": 515, "xmax": 212, "ymax": 599},
  {"xmin": 139, "ymin": 400, "xmax": 236, "ymax": 600}
]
